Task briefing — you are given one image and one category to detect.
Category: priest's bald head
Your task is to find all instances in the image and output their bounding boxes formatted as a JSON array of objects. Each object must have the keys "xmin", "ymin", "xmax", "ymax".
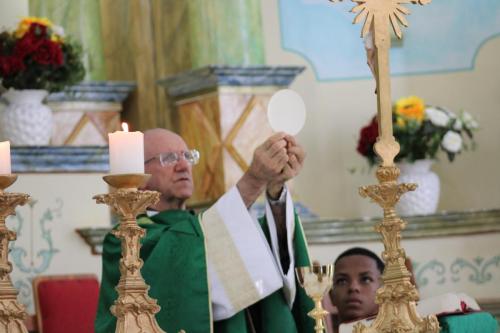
[{"xmin": 144, "ymin": 128, "xmax": 196, "ymax": 211}]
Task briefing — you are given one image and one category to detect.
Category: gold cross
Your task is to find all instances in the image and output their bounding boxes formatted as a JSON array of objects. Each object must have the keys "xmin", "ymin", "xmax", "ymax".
[
  {"xmin": 330, "ymin": 0, "xmax": 431, "ymax": 166},
  {"xmin": 328, "ymin": 1, "xmax": 441, "ymax": 332}
]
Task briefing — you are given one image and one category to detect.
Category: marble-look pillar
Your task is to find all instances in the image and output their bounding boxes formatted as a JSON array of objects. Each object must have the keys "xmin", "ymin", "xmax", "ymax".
[
  {"xmin": 158, "ymin": 66, "xmax": 304, "ymax": 207},
  {"xmin": 47, "ymin": 81, "xmax": 136, "ymax": 146}
]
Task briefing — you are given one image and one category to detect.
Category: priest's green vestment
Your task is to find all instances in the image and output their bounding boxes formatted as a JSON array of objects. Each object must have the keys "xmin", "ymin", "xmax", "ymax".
[{"xmin": 95, "ymin": 196, "xmax": 314, "ymax": 332}]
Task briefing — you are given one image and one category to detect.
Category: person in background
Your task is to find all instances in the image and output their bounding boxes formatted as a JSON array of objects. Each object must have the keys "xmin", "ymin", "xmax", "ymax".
[
  {"xmin": 326, "ymin": 247, "xmax": 419, "ymax": 333},
  {"xmin": 327, "ymin": 247, "xmax": 384, "ymax": 333}
]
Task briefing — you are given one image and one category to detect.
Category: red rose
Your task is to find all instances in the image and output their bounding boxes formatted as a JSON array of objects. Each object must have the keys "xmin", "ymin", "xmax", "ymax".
[
  {"xmin": 53, "ymin": 44, "xmax": 63, "ymax": 65},
  {"xmin": 9, "ymin": 56, "xmax": 25, "ymax": 73},
  {"xmin": 14, "ymin": 31, "xmax": 42, "ymax": 58},
  {"xmin": 0, "ymin": 56, "xmax": 9, "ymax": 76},
  {"xmin": 356, "ymin": 116, "xmax": 379, "ymax": 156},
  {"xmin": 0, "ymin": 56, "xmax": 25, "ymax": 76},
  {"xmin": 27, "ymin": 23, "xmax": 48, "ymax": 38},
  {"xmin": 33, "ymin": 40, "xmax": 63, "ymax": 66}
]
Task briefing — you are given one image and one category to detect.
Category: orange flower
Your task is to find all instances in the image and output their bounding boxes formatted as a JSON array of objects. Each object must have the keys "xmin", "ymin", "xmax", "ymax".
[
  {"xmin": 394, "ymin": 96, "xmax": 425, "ymax": 123},
  {"xmin": 14, "ymin": 17, "xmax": 53, "ymax": 38},
  {"xmin": 396, "ymin": 117, "xmax": 406, "ymax": 128}
]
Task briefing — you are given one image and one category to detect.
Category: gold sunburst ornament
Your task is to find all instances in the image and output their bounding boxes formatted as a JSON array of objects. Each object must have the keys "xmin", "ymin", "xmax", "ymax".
[
  {"xmin": 350, "ymin": 0, "xmax": 431, "ymax": 39},
  {"xmin": 329, "ymin": 0, "xmax": 440, "ymax": 332}
]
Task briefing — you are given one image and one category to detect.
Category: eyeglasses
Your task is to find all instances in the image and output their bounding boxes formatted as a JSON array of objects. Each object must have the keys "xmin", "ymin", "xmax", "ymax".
[{"xmin": 145, "ymin": 149, "xmax": 200, "ymax": 167}]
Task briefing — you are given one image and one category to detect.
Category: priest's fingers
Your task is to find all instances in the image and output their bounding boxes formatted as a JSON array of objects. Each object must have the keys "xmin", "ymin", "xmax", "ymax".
[
  {"xmin": 249, "ymin": 144, "xmax": 288, "ymax": 182},
  {"xmin": 253, "ymin": 135, "xmax": 284, "ymax": 165},
  {"xmin": 264, "ymin": 132, "xmax": 286, "ymax": 150},
  {"xmin": 270, "ymin": 150, "xmax": 289, "ymax": 174},
  {"xmin": 285, "ymin": 135, "xmax": 297, "ymax": 146},
  {"xmin": 268, "ymin": 138, "xmax": 288, "ymax": 158},
  {"xmin": 280, "ymin": 164, "xmax": 293, "ymax": 182},
  {"xmin": 287, "ymin": 144, "xmax": 306, "ymax": 165},
  {"xmin": 287, "ymin": 154, "xmax": 301, "ymax": 174}
]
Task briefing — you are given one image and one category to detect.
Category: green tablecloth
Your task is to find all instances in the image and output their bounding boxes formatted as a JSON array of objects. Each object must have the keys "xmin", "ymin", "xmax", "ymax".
[{"xmin": 439, "ymin": 312, "xmax": 498, "ymax": 333}]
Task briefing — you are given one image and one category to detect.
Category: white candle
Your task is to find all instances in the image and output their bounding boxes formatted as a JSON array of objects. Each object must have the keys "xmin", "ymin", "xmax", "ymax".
[
  {"xmin": 108, "ymin": 123, "xmax": 144, "ymax": 174},
  {"xmin": 0, "ymin": 141, "xmax": 11, "ymax": 174}
]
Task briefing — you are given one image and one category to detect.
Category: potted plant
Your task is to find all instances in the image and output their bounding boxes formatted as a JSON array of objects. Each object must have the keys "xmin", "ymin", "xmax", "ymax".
[
  {"xmin": 0, "ymin": 17, "xmax": 85, "ymax": 145},
  {"xmin": 357, "ymin": 95, "xmax": 478, "ymax": 215}
]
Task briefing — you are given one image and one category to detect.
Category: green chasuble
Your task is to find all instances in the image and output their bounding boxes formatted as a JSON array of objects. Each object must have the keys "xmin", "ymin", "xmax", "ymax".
[{"xmin": 95, "ymin": 209, "xmax": 315, "ymax": 333}]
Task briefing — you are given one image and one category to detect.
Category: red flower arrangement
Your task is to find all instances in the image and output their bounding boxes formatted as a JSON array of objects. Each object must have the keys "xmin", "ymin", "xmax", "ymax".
[
  {"xmin": 356, "ymin": 116, "xmax": 379, "ymax": 165},
  {"xmin": 357, "ymin": 96, "xmax": 478, "ymax": 166},
  {"xmin": 0, "ymin": 17, "xmax": 84, "ymax": 92}
]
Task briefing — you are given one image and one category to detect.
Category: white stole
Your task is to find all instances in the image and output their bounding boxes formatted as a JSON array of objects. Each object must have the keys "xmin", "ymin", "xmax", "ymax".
[{"xmin": 199, "ymin": 186, "xmax": 285, "ymax": 321}]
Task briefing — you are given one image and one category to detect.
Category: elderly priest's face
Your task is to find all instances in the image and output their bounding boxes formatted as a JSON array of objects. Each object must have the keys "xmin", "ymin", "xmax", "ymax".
[
  {"xmin": 331, "ymin": 254, "xmax": 382, "ymax": 323},
  {"xmin": 144, "ymin": 129, "xmax": 194, "ymax": 206}
]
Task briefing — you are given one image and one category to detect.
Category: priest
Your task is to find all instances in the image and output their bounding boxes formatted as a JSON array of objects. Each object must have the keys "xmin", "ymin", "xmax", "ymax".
[{"xmin": 95, "ymin": 128, "xmax": 315, "ymax": 333}]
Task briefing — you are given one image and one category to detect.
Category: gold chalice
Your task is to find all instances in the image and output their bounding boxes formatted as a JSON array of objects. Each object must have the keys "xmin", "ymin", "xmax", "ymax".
[{"xmin": 296, "ymin": 264, "xmax": 334, "ymax": 333}]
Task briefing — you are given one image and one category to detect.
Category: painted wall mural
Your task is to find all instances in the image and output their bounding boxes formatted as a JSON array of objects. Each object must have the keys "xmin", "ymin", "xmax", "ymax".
[
  {"xmin": 8, "ymin": 199, "xmax": 61, "ymax": 313},
  {"xmin": 413, "ymin": 255, "xmax": 500, "ymax": 289},
  {"xmin": 279, "ymin": 0, "xmax": 500, "ymax": 81}
]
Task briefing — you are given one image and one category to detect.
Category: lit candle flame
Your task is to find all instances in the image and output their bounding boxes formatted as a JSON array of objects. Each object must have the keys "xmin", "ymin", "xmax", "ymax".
[{"xmin": 121, "ymin": 122, "xmax": 129, "ymax": 132}]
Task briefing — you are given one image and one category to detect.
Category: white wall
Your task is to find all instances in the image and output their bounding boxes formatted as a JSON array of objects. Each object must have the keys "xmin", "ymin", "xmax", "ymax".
[
  {"xmin": 261, "ymin": 0, "xmax": 500, "ymax": 219},
  {"xmin": 0, "ymin": 0, "xmax": 28, "ymax": 30},
  {"xmin": 8, "ymin": 173, "xmax": 109, "ymax": 314}
]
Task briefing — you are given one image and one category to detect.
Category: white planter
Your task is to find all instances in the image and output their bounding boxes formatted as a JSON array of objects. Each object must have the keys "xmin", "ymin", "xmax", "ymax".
[
  {"xmin": 0, "ymin": 89, "xmax": 53, "ymax": 145},
  {"xmin": 396, "ymin": 159, "xmax": 440, "ymax": 216}
]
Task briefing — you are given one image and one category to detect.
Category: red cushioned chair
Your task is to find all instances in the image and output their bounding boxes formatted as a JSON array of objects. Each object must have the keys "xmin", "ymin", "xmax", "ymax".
[{"xmin": 32, "ymin": 274, "xmax": 99, "ymax": 333}]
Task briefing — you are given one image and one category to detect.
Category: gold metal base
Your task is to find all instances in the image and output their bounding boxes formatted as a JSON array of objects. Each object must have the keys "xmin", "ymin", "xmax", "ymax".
[
  {"xmin": 0, "ymin": 175, "xmax": 30, "ymax": 333},
  {"xmin": 357, "ymin": 166, "xmax": 440, "ymax": 333},
  {"xmin": 103, "ymin": 173, "xmax": 152, "ymax": 190},
  {"xmin": 296, "ymin": 265, "xmax": 334, "ymax": 333},
  {"xmin": 0, "ymin": 284, "xmax": 29, "ymax": 333},
  {"xmin": 0, "ymin": 175, "xmax": 17, "ymax": 192},
  {"xmin": 95, "ymin": 173, "xmax": 176, "ymax": 333}
]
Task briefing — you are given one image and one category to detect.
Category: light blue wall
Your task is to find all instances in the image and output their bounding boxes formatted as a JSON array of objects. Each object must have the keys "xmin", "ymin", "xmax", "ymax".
[{"xmin": 279, "ymin": 0, "xmax": 500, "ymax": 81}]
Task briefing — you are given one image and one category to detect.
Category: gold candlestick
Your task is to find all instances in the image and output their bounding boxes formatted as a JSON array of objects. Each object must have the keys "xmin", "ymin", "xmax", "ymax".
[
  {"xmin": 0, "ymin": 175, "xmax": 29, "ymax": 333},
  {"xmin": 329, "ymin": 1, "xmax": 440, "ymax": 332},
  {"xmin": 296, "ymin": 264, "xmax": 334, "ymax": 333},
  {"xmin": 94, "ymin": 174, "xmax": 174, "ymax": 333}
]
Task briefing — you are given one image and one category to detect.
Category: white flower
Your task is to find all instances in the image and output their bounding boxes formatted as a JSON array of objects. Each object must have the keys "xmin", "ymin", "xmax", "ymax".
[
  {"xmin": 453, "ymin": 119, "xmax": 463, "ymax": 131},
  {"xmin": 425, "ymin": 107, "xmax": 450, "ymax": 127},
  {"xmin": 442, "ymin": 131, "xmax": 462, "ymax": 153},
  {"xmin": 461, "ymin": 111, "xmax": 478, "ymax": 130},
  {"xmin": 52, "ymin": 25, "xmax": 65, "ymax": 37},
  {"xmin": 441, "ymin": 107, "xmax": 457, "ymax": 119}
]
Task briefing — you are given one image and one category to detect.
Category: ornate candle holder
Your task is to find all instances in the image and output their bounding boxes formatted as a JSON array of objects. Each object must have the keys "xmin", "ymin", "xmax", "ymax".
[
  {"xmin": 0, "ymin": 175, "xmax": 30, "ymax": 333},
  {"xmin": 296, "ymin": 264, "xmax": 334, "ymax": 333},
  {"xmin": 357, "ymin": 168, "xmax": 440, "ymax": 333},
  {"xmin": 94, "ymin": 174, "xmax": 181, "ymax": 333}
]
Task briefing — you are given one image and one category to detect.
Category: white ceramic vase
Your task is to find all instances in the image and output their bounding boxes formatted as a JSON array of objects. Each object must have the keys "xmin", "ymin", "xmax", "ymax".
[
  {"xmin": 0, "ymin": 89, "xmax": 53, "ymax": 145},
  {"xmin": 396, "ymin": 159, "xmax": 440, "ymax": 216}
]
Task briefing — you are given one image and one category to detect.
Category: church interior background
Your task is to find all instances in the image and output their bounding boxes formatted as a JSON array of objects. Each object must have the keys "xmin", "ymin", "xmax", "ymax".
[{"xmin": 0, "ymin": 0, "xmax": 499, "ymax": 331}]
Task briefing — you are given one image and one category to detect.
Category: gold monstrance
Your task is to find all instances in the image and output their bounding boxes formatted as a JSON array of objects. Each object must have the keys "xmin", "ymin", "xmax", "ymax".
[
  {"xmin": 0, "ymin": 175, "xmax": 29, "ymax": 333},
  {"xmin": 328, "ymin": 0, "xmax": 440, "ymax": 332}
]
